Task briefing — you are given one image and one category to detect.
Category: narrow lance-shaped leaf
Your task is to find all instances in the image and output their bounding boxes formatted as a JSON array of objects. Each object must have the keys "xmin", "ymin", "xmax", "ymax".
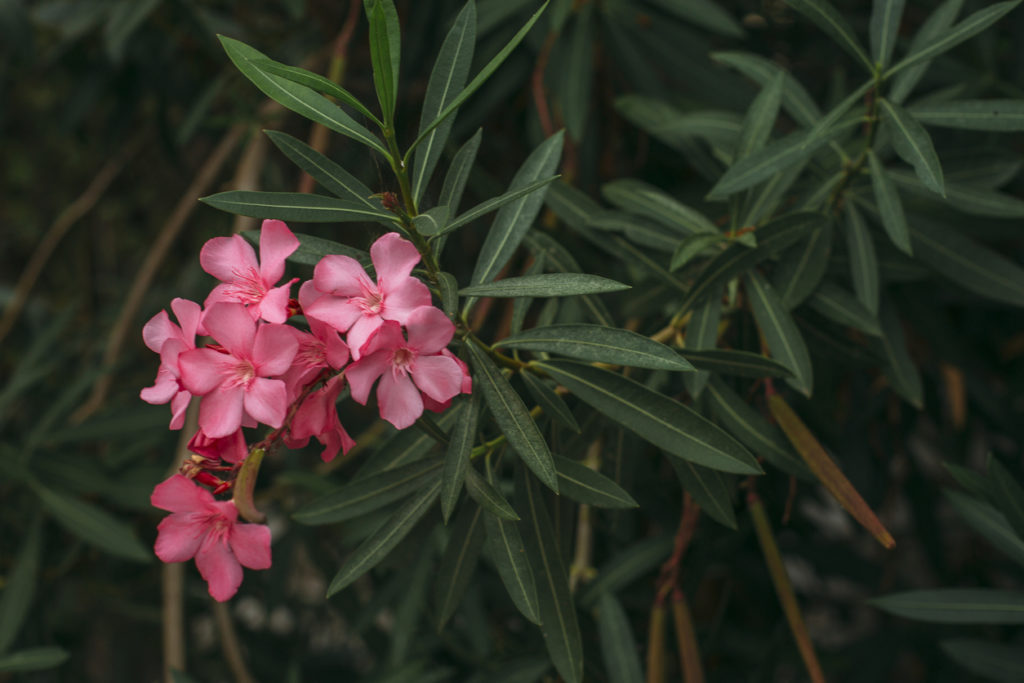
[
  {"xmin": 434, "ymin": 500, "xmax": 486, "ymax": 628},
  {"xmin": 519, "ymin": 370, "xmax": 580, "ymax": 433},
  {"xmin": 0, "ymin": 517, "xmax": 42, "ymax": 653},
  {"xmin": 497, "ymin": 324, "xmax": 694, "ymax": 371},
  {"xmin": 772, "ymin": 220, "xmax": 834, "ymax": 310},
  {"xmin": 802, "ymin": 78, "xmax": 874, "ymax": 150},
  {"xmin": 670, "ymin": 458, "xmax": 737, "ymax": 530},
  {"xmin": 681, "ymin": 291, "xmax": 722, "ymax": 399},
  {"xmin": 561, "ymin": 5, "xmax": 595, "ymax": 141},
  {"xmin": 34, "ymin": 484, "xmax": 151, "ymax": 563},
  {"xmin": 367, "ymin": 0, "xmax": 401, "ymax": 123},
  {"xmin": 439, "ymin": 128, "xmax": 481, "ymax": 214},
  {"xmin": 909, "ymin": 99, "xmax": 1024, "ymax": 132},
  {"xmin": 602, "ymin": 179, "xmax": 719, "ymax": 237},
  {"xmin": 888, "ymin": 0, "xmax": 963, "ymax": 104},
  {"xmin": 413, "ymin": 1, "xmax": 476, "ymax": 204},
  {"xmin": 844, "ymin": 203, "xmax": 879, "ymax": 315},
  {"xmin": 880, "ymin": 98, "xmax": 945, "ymax": 196},
  {"xmin": 945, "ymin": 489, "xmax": 1024, "ymax": 568},
  {"xmin": 465, "ymin": 467, "xmax": 519, "ymax": 520},
  {"xmin": 537, "ymin": 360, "xmax": 762, "ymax": 475},
  {"xmin": 646, "ymin": 0, "xmax": 745, "ymax": 37},
  {"xmin": 437, "ymin": 176, "xmax": 561, "ymax": 236},
  {"xmin": 743, "ymin": 271, "xmax": 813, "ymax": 396},
  {"xmin": 441, "ymin": 393, "xmax": 481, "ymax": 523},
  {"xmin": 595, "ymin": 592, "xmax": 645, "ymax": 683},
  {"xmin": 0, "ymin": 647, "xmax": 70, "ymax": 674},
  {"xmin": 870, "ymin": 298, "xmax": 923, "ymax": 408},
  {"xmin": 941, "ymin": 639, "xmax": 1024, "ymax": 681},
  {"xmin": 200, "ymin": 191, "xmax": 399, "ymax": 225},
  {"xmin": 807, "ymin": 282, "xmax": 882, "ymax": 337},
  {"xmin": 769, "ymin": 394, "xmax": 896, "ymax": 548},
  {"xmin": 326, "ymin": 476, "xmax": 441, "ymax": 597},
  {"xmin": 464, "ymin": 342, "xmax": 559, "ymax": 491},
  {"xmin": 867, "ymin": 150, "xmax": 913, "ymax": 255},
  {"xmin": 679, "ymin": 349, "xmax": 794, "ymax": 379},
  {"xmin": 256, "ymin": 60, "xmax": 382, "ymax": 126},
  {"xmin": 870, "ymin": 589, "xmax": 1024, "ymax": 624},
  {"xmin": 264, "ymin": 130, "xmax": 376, "ymax": 207},
  {"xmin": 483, "ymin": 461, "xmax": 540, "ymax": 624},
  {"xmin": 869, "ymin": 0, "xmax": 905, "ymax": 68},
  {"xmin": 553, "ymin": 455, "xmax": 638, "ymax": 509},
  {"xmin": 711, "ymin": 51, "xmax": 821, "ymax": 127},
  {"xmin": 516, "ymin": 466, "xmax": 584, "ymax": 683},
  {"xmin": 787, "ymin": 0, "xmax": 875, "ymax": 73},
  {"xmin": 735, "ymin": 70, "xmax": 785, "ymax": 161}
]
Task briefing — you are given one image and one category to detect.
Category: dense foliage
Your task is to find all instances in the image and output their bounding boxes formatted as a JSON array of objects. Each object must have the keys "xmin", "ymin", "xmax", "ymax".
[{"xmin": 3, "ymin": 0, "xmax": 1024, "ymax": 681}]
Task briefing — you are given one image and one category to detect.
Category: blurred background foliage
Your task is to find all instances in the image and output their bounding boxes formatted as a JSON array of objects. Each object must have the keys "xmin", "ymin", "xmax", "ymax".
[{"xmin": 2, "ymin": 0, "xmax": 1024, "ymax": 681}]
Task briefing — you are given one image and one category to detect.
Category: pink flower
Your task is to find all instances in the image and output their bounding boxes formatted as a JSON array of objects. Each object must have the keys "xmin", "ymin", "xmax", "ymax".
[
  {"xmin": 140, "ymin": 298, "xmax": 202, "ymax": 429},
  {"xmin": 305, "ymin": 232, "xmax": 430, "ymax": 359},
  {"xmin": 281, "ymin": 282, "xmax": 350, "ymax": 401},
  {"xmin": 284, "ymin": 375, "xmax": 356, "ymax": 462},
  {"xmin": 188, "ymin": 428, "xmax": 249, "ymax": 465},
  {"xmin": 346, "ymin": 306, "xmax": 465, "ymax": 429},
  {"xmin": 151, "ymin": 474, "xmax": 271, "ymax": 602},
  {"xmin": 422, "ymin": 349, "xmax": 473, "ymax": 413},
  {"xmin": 200, "ymin": 219, "xmax": 300, "ymax": 324},
  {"xmin": 178, "ymin": 302, "xmax": 298, "ymax": 438}
]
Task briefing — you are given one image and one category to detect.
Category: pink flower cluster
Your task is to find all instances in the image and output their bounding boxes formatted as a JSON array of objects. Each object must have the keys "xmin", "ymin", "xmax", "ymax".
[{"xmin": 142, "ymin": 220, "xmax": 471, "ymax": 601}]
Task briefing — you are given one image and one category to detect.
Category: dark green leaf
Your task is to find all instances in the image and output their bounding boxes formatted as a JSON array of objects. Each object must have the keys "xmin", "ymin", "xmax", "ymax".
[
  {"xmin": 524, "ymin": 227, "xmax": 615, "ymax": 327},
  {"xmin": 367, "ymin": 0, "xmax": 400, "ymax": 123},
  {"xmin": 988, "ymin": 458, "xmax": 1024, "ymax": 539},
  {"xmin": 871, "ymin": 589, "xmax": 1024, "ymax": 623},
  {"xmin": 647, "ymin": 0, "xmax": 744, "ymax": 38},
  {"xmin": 909, "ymin": 99, "xmax": 1024, "ymax": 132},
  {"xmin": 871, "ymin": 299, "xmax": 923, "ymax": 408},
  {"xmin": 413, "ymin": 0, "xmax": 476, "ymax": 204},
  {"xmin": 867, "ymin": 150, "xmax": 912, "ymax": 255},
  {"xmin": 438, "ymin": 272, "xmax": 459, "ymax": 316},
  {"xmin": 326, "ymin": 476, "xmax": 441, "ymax": 597},
  {"xmin": 787, "ymin": 0, "xmax": 874, "ymax": 72},
  {"xmin": 670, "ymin": 458, "xmax": 737, "ymax": 529},
  {"xmin": 201, "ymin": 191, "xmax": 398, "ymax": 224},
  {"xmin": 519, "ymin": 371, "xmax": 580, "ymax": 433},
  {"xmin": 891, "ymin": 171, "xmax": 1024, "ymax": 218},
  {"xmin": 466, "ymin": 468, "xmax": 519, "ymax": 521},
  {"xmin": 579, "ymin": 536, "xmax": 675, "ymax": 608},
  {"xmin": 498, "ymin": 324, "xmax": 693, "ymax": 371},
  {"xmin": 671, "ymin": 234, "xmax": 728, "ymax": 272},
  {"xmin": 483, "ymin": 482, "xmax": 541, "ymax": 623},
  {"xmin": 441, "ymin": 176, "xmax": 560, "ymax": 236},
  {"xmin": 844, "ymin": 203, "xmax": 879, "ymax": 315},
  {"xmin": 743, "ymin": 271, "xmax": 813, "ymax": 395},
  {"xmin": 941, "ymin": 639, "xmax": 1024, "ymax": 682},
  {"xmin": 602, "ymin": 179, "xmax": 719, "ymax": 237},
  {"xmin": 808, "ymin": 282, "xmax": 882, "ymax": 336},
  {"xmin": 439, "ymin": 128, "xmax": 482, "ymax": 215},
  {"xmin": 554, "ymin": 455, "xmax": 638, "ymax": 509},
  {"xmin": 434, "ymin": 500, "xmax": 486, "ymax": 627},
  {"xmin": 586, "ymin": 210, "xmax": 680, "ymax": 253},
  {"xmin": 294, "ymin": 459, "xmax": 442, "ymax": 525},
  {"xmin": 888, "ymin": 0, "xmax": 963, "ymax": 104},
  {"xmin": 441, "ymin": 394, "xmax": 481, "ymax": 523},
  {"xmin": 537, "ymin": 361, "xmax": 761, "ymax": 475},
  {"xmin": 944, "ymin": 462, "xmax": 993, "ymax": 502},
  {"xmin": 870, "ymin": 0, "xmax": 904, "ymax": 67},
  {"xmin": 465, "ymin": 342, "xmax": 559, "ymax": 491},
  {"xmin": 772, "ymin": 220, "xmax": 833, "ymax": 309},
  {"xmin": 256, "ymin": 61, "xmax": 381, "ymax": 125},
  {"xmin": 678, "ymin": 349, "xmax": 794, "ymax": 378},
  {"xmin": 735, "ymin": 70, "xmax": 785, "ymax": 161},
  {"xmin": 561, "ymin": 6, "xmax": 594, "ymax": 140},
  {"xmin": 710, "ymin": 51, "xmax": 821, "ymax": 127},
  {"xmin": 946, "ymin": 489, "xmax": 1024, "ymax": 568},
  {"xmin": 0, "ymin": 647, "xmax": 69, "ymax": 673},
  {"xmin": 412, "ymin": 205, "xmax": 450, "ymax": 236},
  {"xmin": 595, "ymin": 593, "xmax": 644, "ymax": 683},
  {"xmin": 803, "ymin": 78, "xmax": 874, "ymax": 152},
  {"xmin": 880, "ymin": 99, "xmax": 944, "ymax": 195},
  {"xmin": 461, "ymin": 273, "xmax": 626, "ymax": 298},
  {"xmin": 34, "ymin": 485, "xmax": 150, "ymax": 563},
  {"xmin": 264, "ymin": 131, "xmax": 377, "ymax": 207},
  {"xmin": 516, "ymin": 467, "xmax": 584, "ymax": 683},
  {"xmin": 0, "ymin": 518, "xmax": 42, "ymax": 653},
  {"xmin": 615, "ymin": 97, "xmax": 742, "ymax": 151},
  {"xmin": 681, "ymin": 291, "xmax": 722, "ymax": 398}
]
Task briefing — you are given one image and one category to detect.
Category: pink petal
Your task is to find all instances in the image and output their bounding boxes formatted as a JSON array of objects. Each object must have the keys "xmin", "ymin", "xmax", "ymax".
[
  {"xmin": 170, "ymin": 298, "xmax": 202, "ymax": 343},
  {"xmin": 345, "ymin": 315, "xmax": 384, "ymax": 361},
  {"xmin": 377, "ymin": 370, "xmax": 423, "ymax": 429},
  {"xmin": 322, "ymin": 329, "xmax": 350, "ymax": 369},
  {"xmin": 179, "ymin": 348, "xmax": 228, "ymax": 396},
  {"xmin": 359, "ymin": 318, "xmax": 405, "ymax": 357},
  {"xmin": 229, "ymin": 523, "xmax": 272, "ymax": 570},
  {"xmin": 200, "ymin": 234, "xmax": 258, "ymax": 283},
  {"xmin": 253, "ymin": 323, "xmax": 299, "ymax": 376},
  {"xmin": 380, "ymin": 277, "xmax": 432, "ymax": 324},
  {"xmin": 141, "ymin": 367, "xmax": 179, "ymax": 405},
  {"xmin": 319, "ymin": 424, "xmax": 357, "ymax": 462},
  {"xmin": 169, "ymin": 391, "xmax": 192, "ymax": 430},
  {"xmin": 195, "ymin": 534, "xmax": 243, "ymax": 602},
  {"xmin": 154, "ymin": 513, "xmax": 207, "ymax": 562},
  {"xmin": 199, "ymin": 385, "xmax": 245, "ymax": 439},
  {"xmin": 313, "ymin": 254, "xmax": 373, "ymax": 297},
  {"xmin": 371, "ymin": 232, "xmax": 422, "ymax": 287},
  {"xmin": 202, "ymin": 303, "xmax": 257, "ymax": 357},
  {"xmin": 256, "ymin": 281, "xmax": 296, "ymax": 324},
  {"xmin": 189, "ymin": 428, "xmax": 248, "ymax": 464},
  {"xmin": 142, "ymin": 310, "xmax": 176, "ymax": 354},
  {"xmin": 151, "ymin": 474, "xmax": 214, "ymax": 513},
  {"xmin": 257, "ymin": 219, "xmax": 299, "ymax": 285},
  {"xmin": 243, "ymin": 378, "xmax": 288, "ymax": 428},
  {"xmin": 304, "ymin": 296, "xmax": 363, "ymax": 334},
  {"xmin": 411, "ymin": 354, "xmax": 463, "ymax": 403},
  {"xmin": 345, "ymin": 350, "xmax": 392, "ymax": 404},
  {"xmin": 404, "ymin": 306, "xmax": 455, "ymax": 355}
]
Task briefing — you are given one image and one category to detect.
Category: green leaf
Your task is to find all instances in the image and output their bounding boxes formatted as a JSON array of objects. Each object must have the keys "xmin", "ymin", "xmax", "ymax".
[
  {"xmin": 498, "ymin": 324, "xmax": 693, "ymax": 371},
  {"xmin": 710, "ymin": 51, "xmax": 821, "ymax": 127},
  {"xmin": 484, "ymin": 512, "xmax": 541, "ymax": 626},
  {"xmin": 607, "ymin": 236, "xmax": 690, "ymax": 294},
  {"xmin": 946, "ymin": 489, "xmax": 1024, "ymax": 568},
  {"xmin": 470, "ymin": 132, "xmax": 565, "ymax": 286},
  {"xmin": 412, "ymin": 205, "xmax": 450, "ymax": 236},
  {"xmin": 200, "ymin": 191, "xmax": 399, "ymax": 225},
  {"xmin": 871, "ymin": 589, "xmax": 1024, "ymax": 624},
  {"xmin": 439, "ymin": 128, "xmax": 482, "ymax": 215},
  {"xmin": 743, "ymin": 271, "xmax": 814, "ymax": 396},
  {"xmin": 892, "ymin": 171, "xmax": 1024, "ymax": 217},
  {"xmin": 465, "ymin": 342, "xmax": 559, "ymax": 491},
  {"xmin": 867, "ymin": 150, "xmax": 912, "ymax": 255},
  {"xmin": 808, "ymin": 282, "xmax": 882, "ymax": 336},
  {"xmin": 678, "ymin": 349, "xmax": 794, "ymax": 378},
  {"xmin": 218, "ymin": 36, "xmax": 388, "ymax": 156},
  {"xmin": 561, "ymin": 6, "xmax": 595, "ymax": 141},
  {"xmin": 537, "ymin": 361, "xmax": 762, "ymax": 475},
  {"xmin": 256, "ymin": 61, "xmax": 382, "ymax": 125},
  {"xmin": 670, "ymin": 458, "xmax": 737, "ymax": 529},
  {"xmin": 787, "ymin": 0, "xmax": 874, "ymax": 73},
  {"xmin": 441, "ymin": 394, "xmax": 481, "ymax": 523},
  {"xmin": 579, "ymin": 536, "xmax": 675, "ymax": 608},
  {"xmin": 870, "ymin": 299, "xmax": 923, "ymax": 408},
  {"xmin": 553, "ymin": 455, "xmax": 638, "ymax": 509},
  {"xmin": 681, "ymin": 291, "xmax": 722, "ymax": 398},
  {"xmin": 413, "ymin": 1, "xmax": 476, "ymax": 204},
  {"xmin": 407, "ymin": 2, "xmax": 550, "ymax": 158},
  {"xmin": 516, "ymin": 467, "xmax": 584, "ymax": 683},
  {"xmin": 869, "ymin": 0, "xmax": 904, "ymax": 67},
  {"xmin": 440, "ymin": 176, "xmax": 561, "ymax": 237},
  {"xmin": 434, "ymin": 500, "xmax": 486, "ymax": 627},
  {"xmin": 844, "ymin": 203, "xmax": 879, "ymax": 315},
  {"xmin": 326, "ymin": 476, "xmax": 441, "ymax": 597},
  {"xmin": 519, "ymin": 371, "xmax": 580, "ymax": 433},
  {"xmin": 884, "ymin": 0, "xmax": 1022, "ymax": 79},
  {"xmin": 438, "ymin": 271, "xmax": 459, "ymax": 316},
  {"xmin": 0, "ymin": 517, "xmax": 42, "ymax": 653},
  {"xmin": 461, "ymin": 273, "xmax": 626, "ymax": 298},
  {"xmin": 615, "ymin": 97, "xmax": 743, "ymax": 151},
  {"xmin": 466, "ymin": 468, "xmax": 519, "ymax": 521},
  {"xmin": 879, "ymin": 99, "xmax": 945, "ymax": 195},
  {"xmin": 34, "ymin": 485, "xmax": 150, "ymax": 562},
  {"xmin": 524, "ymin": 227, "xmax": 615, "ymax": 327},
  {"xmin": 294, "ymin": 459, "xmax": 442, "ymax": 525},
  {"xmin": 705, "ymin": 378, "xmax": 810, "ymax": 479},
  {"xmin": 772, "ymin": 220, "xmax": 833, "ymax": 309},
  {"xmin": 909, "ymin": 99, "xmax": 1024, "ymax": 132},
  {"xmin": 264, "ymin": 130, "xmax": 376, "ymax": 207},
  {"xmin": 587, "ymin": 210, "xmax": 684, "ymax": 253},
  {"xmin": 0, "ymin": 647, "xmax": 69, "ymax": 673},
  {"xmin": 595, "ymin": 593, "xmax": 645, "ymax": 683},
  {"xmin": 672, "ymin": 234, "xmax": 728, "ymax": 272},
  {"xmin": 367, "ymin": 0, "xmax": 401, "ymax": 123},
  {"xmin": 988, "ymin": 458, "xmax": 1024, "ymax": 539},
  {"xmin": 942, "ymin": 639, "xmax": 1024, "ymax": 682},
  {"xmin": 802, "ymin": 78, "xmax": 874, "ymax": 152},
  {"xmin": 735, "ymin": 70, "xmax": 785, "ymax": 161},
  {"xmin": 646, "ymin": 0, "xmax": 744, "ymax": 37},
  {"xmin": 888, "ymin": 0, "xmax": 963, "ymax": 104},
  {"xmin": 944, "ymin": 461, "xmax": 994, "ymax": 502}
]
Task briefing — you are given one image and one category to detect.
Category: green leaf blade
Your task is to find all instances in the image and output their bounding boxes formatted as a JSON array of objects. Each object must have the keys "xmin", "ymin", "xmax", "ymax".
[
  {"xmin": 880, "ymin": 99, "xmax": 945, "ymax": 196},
  {"xmin": 498, "ymin": 324, "xmax": 693, "ymax": 371}
]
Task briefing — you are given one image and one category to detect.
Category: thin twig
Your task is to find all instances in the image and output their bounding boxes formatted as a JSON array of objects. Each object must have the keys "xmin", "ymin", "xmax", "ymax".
[
  {"xmin": 568, "ymin": 438, "xmax": 602, "ymax": 593},
  {"xmin": 212, "ymin": 600, "xmax": 258, "ymax": 683}
]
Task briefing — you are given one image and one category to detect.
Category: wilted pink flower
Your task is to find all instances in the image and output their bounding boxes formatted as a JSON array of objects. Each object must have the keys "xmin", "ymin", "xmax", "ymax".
[
  {"xmin": 188, "ymin": 427, "xmax": 249, "ymax": 465},
  {"xmin": 201, "ymin": 219, "xmax": 300, "ymax": 324},
  {"xmin": 346, "ymin": 306, "xmax": 465, "ymax": 429},
  {"xmin": 285, "ymin": 375, "xmax": 356, "ymax": 462},
  {"xmin": 151, "ymin": 474, "xmax": 271, "ymax": 602},
  {"xmin": 140, "ymin": 298, "xmax": 202, "ymax": 429},
  {"xmin": 178, "ymin": 302, "xmax": 298, "ymax": 438},
  {"xmin": 305, "ymin": 232, "xmax": 430, "ymax": 359}
]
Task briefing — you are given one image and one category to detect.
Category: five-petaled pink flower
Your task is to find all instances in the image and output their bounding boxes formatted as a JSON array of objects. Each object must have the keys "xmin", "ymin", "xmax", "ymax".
[
  {"xmin": 140, "ymin": 298, "xmax": 201, "ymax": 429},
  {"xmin": 201, "ymin": 219, "xmax": 300, "ymax": 324},
  {"xmin": 179, "ymin": 302, "xmax": 298, "ymax": 438},
  {"xmin": 305, "ymin": 232, "xmax": 430, "ymax": 360},
  {"xmin": 346, "ymin": 306, "xmax": 465, "ymax": 429},
  {"xmin": 152, "ymin": 474, "xmax": 271, "ymax": 602}
]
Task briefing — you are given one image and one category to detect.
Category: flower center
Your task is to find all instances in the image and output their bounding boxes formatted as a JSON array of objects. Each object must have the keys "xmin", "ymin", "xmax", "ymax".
[
  {"xmin": 357, "ymin": 282, "xmax": 384, "ymax": 315},
  {"xmin": 296, "ymin": 338, "xmax": 327, "ymax": 370},
  {"xmin": 225, "ymin": 266, "xmax": 267, "ymax": 305},
  {"xmin": 392, "ymin": 346, "xmax": 415, "ymax": 370},
  {"xmin": 224, "ymin": 358, "xmax": 257, "ymax": 389}
]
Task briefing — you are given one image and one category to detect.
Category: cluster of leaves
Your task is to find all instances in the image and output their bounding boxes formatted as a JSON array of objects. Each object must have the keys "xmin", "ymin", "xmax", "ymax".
[{"xmin": 3, "ymin": 0, "xmax": 1024, "ymax": 681}]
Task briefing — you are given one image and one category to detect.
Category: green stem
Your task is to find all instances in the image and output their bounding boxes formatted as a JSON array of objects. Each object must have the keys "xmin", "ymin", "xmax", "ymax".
[{"xmin": 232, "ymin": 447, "xmax": 267, "ymax": 523}]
